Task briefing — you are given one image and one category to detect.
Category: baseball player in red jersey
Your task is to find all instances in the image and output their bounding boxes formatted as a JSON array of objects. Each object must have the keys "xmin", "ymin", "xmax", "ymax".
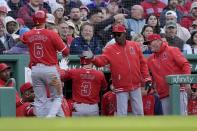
[
  {"xmin": 82, "ymin": 23, "xmax": 152, "ymax": 116},
  {"xmin": 17, "ymin": 82, "xmax": 35, "ymax": 117},
  {"xmin": 62, "ymin": 56, "xmax": 107, "ymax": 116},
  {"xmin": 20, "ymin": 10, "xmax": 69, "ymax": 117},
  {"xmin": 147, "ymin": 34, "xmax": 191, "ymax": 115}
]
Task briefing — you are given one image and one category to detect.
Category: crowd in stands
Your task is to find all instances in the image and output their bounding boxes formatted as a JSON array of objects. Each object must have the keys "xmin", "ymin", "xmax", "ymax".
[
  {"xmin": 0, "ymin": 0, "xmax": 197, "ymax": 55},
  {"xmin": 0, "ymin": 0, "xmax": 197, "ymax": 117}
]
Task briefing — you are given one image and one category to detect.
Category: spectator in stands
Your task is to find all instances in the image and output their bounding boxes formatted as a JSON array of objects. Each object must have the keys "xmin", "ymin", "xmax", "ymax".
[
  {"xmin": 45, "ymin": 13, "xmax": 56, "ymax": 30},
  {"xmin": 80, "ymin": 0, "xmax": 92, "ymax": 6},
  {"xmin": 147, "ymin": 34, "xmax": 192, "ymax": 115},
  {"xmin": 121, "ymin": 0, "xmax": 143, "ymax": 10},
  {"xmin": 165, "ymin": 20, "xmax": 192, "ymax": 54},
  {"xmin": 105, "ymin": 0, "xmax": 120, "ymax": 19},
  {"xmin": 160, "ymin": 0, "xmax": 183, "ymax": 27},
  {"xmin": 189, "ymin": 19, "xmax": 197, "ymax": 33},
  {"xmin": 87, "ymin": 0, "xmax": 107, "ymax": 10},
  {"xmin": 180, "ymin": 1, "xmax": 197, "ymax": 29},
  {"xmin": 132, "ymin": 33, "xmax": 150, "ymax": 54},
  {"xmin": 0, "ymin": 18, "xmax": 16, "ymax": 54},
  {"xmin": 141, "ymin": 25, "xmax": 153, "ymax": 54},
  {"xmin": 4, "ymin": 27, "xmax": 29, "ymax": 54},
  {"xmin": 70, "ymin": 22, "xmax": 103, "ymax": 55},
  {"xmin": 140, "ymin": 0, "xmax": 166, "ymax": 18},
  {"xmin": 7, "ymin": 0, "xmax": 24, "ymax": 19},
  {"xmin": 177, "ymin": 0, "xmax": 188, "ymax": 14},
  {"xmin": 141, "ymin": 25, "xmax": 154, "ymax": 42},
  {"xmin": 58, "ymin": 20, "xmax": 74, "ymax": 47},
  {"xmin": 66, "ymin": 21, "xmax": 76, "ymax": 38},
  {"xmin": 17, "ymin": 0, "xmax": 48, "ymax": 29},
  {"xmin": 0, "ymin": 5, "xmax": 8, "ymax": 19},
  {"xmin": 4, "ymin": 16, "xmax": 20, "ymax": 39},
  {"xmin": 88, "ymin": 8, "xmax": 126, "ymax": 45},
  {"xmin": 68, "ymin": 7, "xmax": 84, "ymax": 37},
  {"xmin": 51, "ymin": 3, "xmax": 64, "ymax": 25},
  {"xmin": 39, "ymin": 0, "xmax": 51, "ymax": 13},
  {"xmin": 187, "ymin": 30, "xmax": 197, "ymax": 54},
  {"xmin": 184, "ymin": 0, "xmax": 197, "ymax": 14},
  {"xmin": 58, "ymin": 0, "xmax": 82, "ymax": 16},
  {"xmin": 146, "ymin": 14, "xmax": 163, "ymax": 34},
  {"xmin": 124, "ymin": 5, "xmax": 145, "ymax": 36},
  {"xmin": 80, "ymin": 5, "xmax": 89, "ymax": 21},
  {"xmin": 163, "ymin": 10, "xmax": 191, "ymax": 42}
]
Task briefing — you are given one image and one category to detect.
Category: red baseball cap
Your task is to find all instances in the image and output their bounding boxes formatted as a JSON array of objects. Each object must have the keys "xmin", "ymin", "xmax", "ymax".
[
  {"xmin": 0, "ymin": 5, "xmax": 8, "ymax": 13},
  {"xmin": 0, "ymin": 63, "xmax": 10, "ymax": 73},
  {"xmin": 147, "ymin": 34, "xmax": 162, "ymax": 42},
  {"xmin": 20, "ymin": 82, "xmax": 33, "ymax": 94},
  {"xmin": 80, "ymin": 57, "xmax": 92, "ymax": 65},
  {"xmin": 112, "ymin": 24, "xmax": 126, "ymax": 33}
]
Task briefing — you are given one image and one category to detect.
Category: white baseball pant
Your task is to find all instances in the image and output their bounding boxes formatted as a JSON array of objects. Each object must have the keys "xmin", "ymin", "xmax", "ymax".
[
  {"xmin": 116, "ymin": 88, "xmax": 144, "ymax": 116},
  {"xmin": 161, "ymin": 91, "xmax": 188, "ymax": 115},
  {"xmin": 72, "ymin": 102, "xmax": 99, "ymax": 116}
]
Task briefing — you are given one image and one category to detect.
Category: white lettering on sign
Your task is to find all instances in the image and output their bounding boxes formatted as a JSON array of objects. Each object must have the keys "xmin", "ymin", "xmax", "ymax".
[
  {"xmin": 172, "ymin": 76, "xmax": 194, "ymax": 84},
  {"xmin": 195, "ymin": 65, "xmax": 197, "ymax": 71}
]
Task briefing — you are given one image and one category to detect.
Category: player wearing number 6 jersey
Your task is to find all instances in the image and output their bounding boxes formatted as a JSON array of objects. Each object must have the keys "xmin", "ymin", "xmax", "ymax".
[
  {"xmin": 20, "ymin": 10, "xmax": 69, "ymax": 117},
  {"xmin": 62, "ymin": 56, "xmax": 107, "ymax": 116}
]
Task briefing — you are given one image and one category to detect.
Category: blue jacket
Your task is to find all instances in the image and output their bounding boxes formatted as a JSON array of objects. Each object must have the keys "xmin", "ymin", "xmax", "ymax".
[
  {"xmin": 0, "ymin": 34, "xmax": 17, "ymax": 54},
  {"xmin": 70, "ymin": 36, "xmax": 103, "ymax": 55},
  {"xmin": 124, "ymin": 18, "xmax": 145, "ymax": 34}
]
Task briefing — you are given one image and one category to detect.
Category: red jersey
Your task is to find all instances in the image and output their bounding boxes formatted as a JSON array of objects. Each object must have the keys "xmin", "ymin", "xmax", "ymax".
[
  {"xmin": 63, "ymin": 68, "xmax": 107, "ymax": 104},
  {"xmin": 188, "ymin": 99, "xmax": 197, "ymax": 115},
  {"xmin": 20, "ymin": 28, "xmax": 69, "ymax": 67},
  {"xmin": 142, "ymin": 95, "xmax": 155, "ymax": 115},
  {"xmin": 101, "ymin": 91, "xmax": 116, "ymax": 116}
]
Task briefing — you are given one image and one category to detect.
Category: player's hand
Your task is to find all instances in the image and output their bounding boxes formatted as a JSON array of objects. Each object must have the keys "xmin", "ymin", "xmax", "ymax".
[
  {"xmin": 145, "ymin": 80, "xmax": 153, "ymax": 94},
  {"xmin": 59, "ymin": 57, "xmax": 69, "ymax": 70},
  {"xmin": 82, "ymin": 48, "xmax": 94, "ymax": 59}
]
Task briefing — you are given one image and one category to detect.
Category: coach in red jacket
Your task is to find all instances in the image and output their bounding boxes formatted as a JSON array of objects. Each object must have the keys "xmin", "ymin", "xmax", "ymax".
[
  {"xmin": 147, "ymin": 34, "xmax": 191, "ymax": 115},
  {"xmin": 83, "ymin": 23, "xmax": 152, "ymax": 116}
]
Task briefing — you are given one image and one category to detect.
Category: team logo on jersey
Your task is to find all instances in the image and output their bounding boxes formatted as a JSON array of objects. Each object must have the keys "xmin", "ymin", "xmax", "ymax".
[
  {"xmin": 130, "ymin": 47, "xmax": 135, "ymax": 55},
  {"xmin": 160, "ymin": 52, "xmax": 168, "ymax": 60}
]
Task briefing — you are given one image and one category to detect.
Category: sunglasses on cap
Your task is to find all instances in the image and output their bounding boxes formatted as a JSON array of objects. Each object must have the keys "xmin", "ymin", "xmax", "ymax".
[{"xmin": 113, "ymin": 32, "xmax": 123, "ymax": 37}]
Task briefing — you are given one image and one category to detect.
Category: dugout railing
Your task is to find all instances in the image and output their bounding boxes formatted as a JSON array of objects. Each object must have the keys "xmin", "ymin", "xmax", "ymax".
[{"xmin": 166, "ymin": 74, "xmax": 197, "ymax": 115}]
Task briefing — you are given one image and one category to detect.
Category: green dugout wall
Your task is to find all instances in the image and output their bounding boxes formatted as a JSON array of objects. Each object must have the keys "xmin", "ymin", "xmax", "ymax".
[
  {"xmin": 0, "ymin": 54, "xmax": 196, "ymax": 116},
  {"xmin": 0, "ymin": 54, "xmax": 196, "ymax": 92}
]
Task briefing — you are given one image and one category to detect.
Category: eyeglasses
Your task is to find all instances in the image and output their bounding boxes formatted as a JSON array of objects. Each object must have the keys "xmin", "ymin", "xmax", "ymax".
[{"xmin": 113, "ymin": 32, "xmax": 123, "ymax": 37}]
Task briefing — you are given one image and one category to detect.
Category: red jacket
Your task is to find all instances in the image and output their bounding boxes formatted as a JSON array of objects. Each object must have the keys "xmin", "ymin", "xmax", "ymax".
[
  {"xmin": 180, "ymin": 15, "xmax": 195, "ymax": 29},
  {"xmin": 101, "ymin": 91, "xmax": 116, "ymax": 116},
  {"xmin": 92, "ymin": 41, "xmax": 151, "ymax": 92},
  {"xmin": 147, "ymin": 42, "xmax": 191, "ymax": 98},
  {"xmin": 141, "ymin": 0, "xmax": 166, "ymax": 18}
]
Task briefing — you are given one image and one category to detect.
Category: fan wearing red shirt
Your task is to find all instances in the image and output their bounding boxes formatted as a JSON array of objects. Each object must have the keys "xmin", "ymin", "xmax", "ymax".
[
  {"xmin": 62, "ymin": 56, "xmax": 107, "ymax": 116},
  {"xmin": 20, "ymin": 10, "xmax": 69, "ymax": 117}
]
